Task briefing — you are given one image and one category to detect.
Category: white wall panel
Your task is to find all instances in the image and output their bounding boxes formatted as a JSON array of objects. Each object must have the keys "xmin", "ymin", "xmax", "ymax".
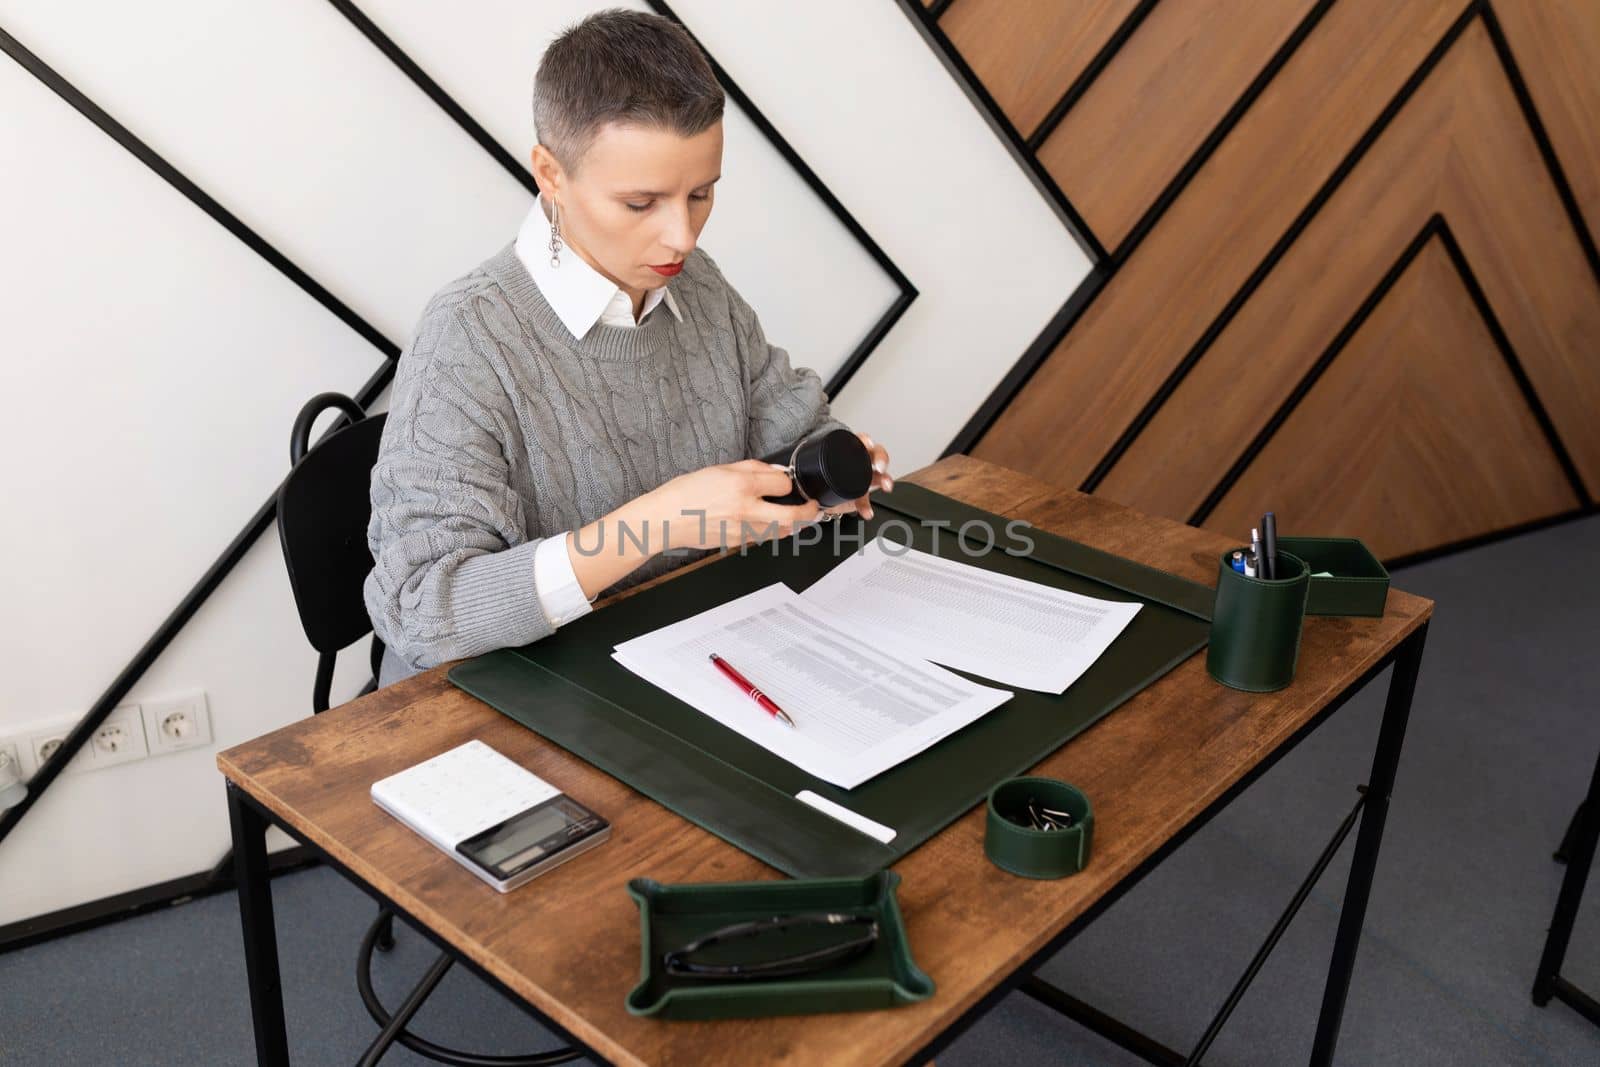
[
  {"xmin": 0, "ymin": 53, "xmax": 383, "ymax": 715},
  {"xmin": 365, "ymin": 0, "xmax": 899, "ymax": 382},
  {"xmin": 0, "ymin": 0, "xmax": 532, "ymax": 343},
  {"xmin": 0, "ymin": 53, "xmax": 385, "ymax": 923}
]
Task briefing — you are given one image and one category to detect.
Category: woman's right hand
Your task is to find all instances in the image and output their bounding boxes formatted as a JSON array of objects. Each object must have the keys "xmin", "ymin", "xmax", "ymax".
[{"xmin": 646, "ymin": 460, "xmax": 825, "ymax": 552}]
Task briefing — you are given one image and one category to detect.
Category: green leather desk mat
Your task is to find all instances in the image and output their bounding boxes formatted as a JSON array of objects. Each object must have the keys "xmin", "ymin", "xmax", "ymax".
[{"xmin": 448, "ymin": 482, "xmax": 1213, "ymax": 878}]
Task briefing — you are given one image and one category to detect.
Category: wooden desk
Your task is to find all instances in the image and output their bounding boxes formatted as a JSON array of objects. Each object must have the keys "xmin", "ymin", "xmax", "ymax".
[{"xmin": 219, "ymin": 455, "xmax": 1431, "ymax": 1066}]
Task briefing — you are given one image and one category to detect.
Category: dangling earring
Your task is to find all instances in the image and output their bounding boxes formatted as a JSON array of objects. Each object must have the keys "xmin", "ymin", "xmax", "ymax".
[{"xmin": 548, "ymin": 200, "xmax": 564, "ymax": 269}]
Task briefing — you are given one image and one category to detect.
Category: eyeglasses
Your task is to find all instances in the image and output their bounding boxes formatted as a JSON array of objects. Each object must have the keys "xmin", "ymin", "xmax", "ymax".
[{"xmin": 663, "ymin": 912, "xmax": 880, "ymax": 981}]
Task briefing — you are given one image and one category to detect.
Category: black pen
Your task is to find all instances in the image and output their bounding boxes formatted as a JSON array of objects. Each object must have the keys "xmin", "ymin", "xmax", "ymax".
[{"xmin": 1261, "ymin": 512, "xmax": 1278, "ymax": 581}]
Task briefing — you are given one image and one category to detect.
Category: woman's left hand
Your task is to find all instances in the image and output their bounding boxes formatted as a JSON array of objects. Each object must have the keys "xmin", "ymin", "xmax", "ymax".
[{"xmin": 821, "ymin": 431, "xmax": 892, "ymax": 521}]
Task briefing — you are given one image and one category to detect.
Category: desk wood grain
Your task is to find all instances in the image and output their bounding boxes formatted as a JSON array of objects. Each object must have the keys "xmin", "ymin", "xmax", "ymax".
[{"xmin": 218, "ymin": 455, "xmax": 1431, "ymax": 1067}]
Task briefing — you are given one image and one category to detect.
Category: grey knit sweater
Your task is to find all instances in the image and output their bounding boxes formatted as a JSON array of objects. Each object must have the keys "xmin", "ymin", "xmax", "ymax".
[{"xmin": 364, "ymin": 241, "xmax": 846, "ymax": 686}]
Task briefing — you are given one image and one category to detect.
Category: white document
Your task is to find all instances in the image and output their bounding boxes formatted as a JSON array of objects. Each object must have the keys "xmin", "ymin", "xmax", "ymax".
[
  {"xmin": 610, "ymin": 583, "xmax": 1013, "ymax": 790},
  {"xmin": 800, "ymin": 534, "xmax": 1142, "ymax": 694}
]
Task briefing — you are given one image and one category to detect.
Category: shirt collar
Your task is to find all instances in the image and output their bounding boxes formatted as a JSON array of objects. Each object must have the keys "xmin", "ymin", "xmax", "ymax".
[{"xmin": 514, "ymin": 193, "xmax": 682, "ymax": 341}]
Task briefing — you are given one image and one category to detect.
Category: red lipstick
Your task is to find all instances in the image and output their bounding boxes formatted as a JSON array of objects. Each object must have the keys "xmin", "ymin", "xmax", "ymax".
[{"xmin": 648, "ymin": 262, "xmax": 683, "ymax": 277}]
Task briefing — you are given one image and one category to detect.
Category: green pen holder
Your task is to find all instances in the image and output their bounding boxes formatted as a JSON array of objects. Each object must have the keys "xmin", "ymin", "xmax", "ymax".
[
  {"xmin": 984, "ymin": 777, "xmax": 1094, "ymax": 879},
  {"xmin": 1206, "ymin": 548, "xmax": 1310, "ymax": 693}
]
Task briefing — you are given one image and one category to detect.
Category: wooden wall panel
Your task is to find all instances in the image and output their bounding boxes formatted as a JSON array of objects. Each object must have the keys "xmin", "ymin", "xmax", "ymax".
[
  {"xmin": 940, "ymin": 0, "xmax": 1140, "ymax": 138},
  {"xmin": 1438, "ymin": 22, "xmax": 1600, "ymax": 495},
  {"xmin": 916, "ymin": 0, "xmax": 1600, "ymax": 561},
  {"xmin": 969, "ymin": 0, "xmax": 1464, "ymax": 486},
  {"xmin": 1037, "ymin": 0, "xmax": 1316, "ymax": 251},
  {"xmin": 1494, "ymin": 1, "xmax": 1600, "ymax": 249},
  {"xmin": 1099, "ymin": 20, "xmax": 1600, "ymax": 517},
  {"xmin": 1208, "ymin": 241, "xmax": 1577, "ymax": 558}
]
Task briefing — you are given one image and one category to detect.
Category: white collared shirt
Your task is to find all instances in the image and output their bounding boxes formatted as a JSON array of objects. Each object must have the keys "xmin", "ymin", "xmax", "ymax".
[
  {"xmin": 514, "ymin": 195, "xmax": 683, "ymax": 628},
  {"xmin": 515, "ymin": 193, "xmax": 683, "ymax": 339}
]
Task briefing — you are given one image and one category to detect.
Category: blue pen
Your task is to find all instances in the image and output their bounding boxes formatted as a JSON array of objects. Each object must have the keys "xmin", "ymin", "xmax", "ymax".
[{"xmin": 1231, "ymin": 550, "xmax": 1246, "ymax": 574}]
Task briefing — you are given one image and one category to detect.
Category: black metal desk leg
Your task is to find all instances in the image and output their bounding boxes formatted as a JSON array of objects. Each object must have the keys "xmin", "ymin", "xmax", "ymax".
[
  {"xmin": 1309, "ymin": 622, "xmax": 1429, "ymax": 1067},
  {"xmin": 228, "ymin": 782, "xmax": 291, "ymax": 1066},
  {"xmin": 1532, "ymin": 745, "xmax": 1600, "ymax": 1009}
]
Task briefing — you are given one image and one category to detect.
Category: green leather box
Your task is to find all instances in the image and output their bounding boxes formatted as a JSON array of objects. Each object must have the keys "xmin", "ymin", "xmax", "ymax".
[{"xmin": 1276, "ymin": 537, "xmax": 1390, "ymax": 617}]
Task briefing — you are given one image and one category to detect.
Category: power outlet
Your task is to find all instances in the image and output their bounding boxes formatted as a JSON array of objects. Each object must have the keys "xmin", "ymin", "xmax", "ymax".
[
  {"xmin": 0, "ymin": 748, "xmax": 23, "ymax": 796},
  {"xmin": 142, "ymin": 691, "xmax": 212, "ymax": 756},
  {"xmin": 89, "ymin": 705, "xmax": 148, "ymax": 768},
  {"xmin": 25, "ymin": 719, "xmax": 92, "ymax": 778},
  {"xmin": 0, "ymin": 744, "xmax": 24, "ymax": 808}
]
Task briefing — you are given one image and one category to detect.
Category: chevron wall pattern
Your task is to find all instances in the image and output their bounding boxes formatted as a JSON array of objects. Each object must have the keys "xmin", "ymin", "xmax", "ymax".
[{"xmin": 907, "ymin": 0, "xmax": 1600, "ymax": 565}]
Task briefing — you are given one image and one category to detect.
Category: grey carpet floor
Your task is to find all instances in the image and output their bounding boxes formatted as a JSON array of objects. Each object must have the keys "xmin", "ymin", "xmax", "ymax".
[{"xmin": 1, "ymin": 515, "xmax": 1597, "ymax": 1065}]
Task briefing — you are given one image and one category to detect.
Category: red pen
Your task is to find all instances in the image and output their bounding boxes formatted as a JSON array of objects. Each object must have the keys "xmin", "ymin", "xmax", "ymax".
[{"xmin": 708, "ymin": 652, "xmax": 796, "ymax": 728}]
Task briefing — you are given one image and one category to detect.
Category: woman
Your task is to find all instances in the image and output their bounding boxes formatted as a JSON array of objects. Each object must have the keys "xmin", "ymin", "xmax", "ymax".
[{"xmin": 365, "ymin": 8, "xmax": 891, "ymax": 688}]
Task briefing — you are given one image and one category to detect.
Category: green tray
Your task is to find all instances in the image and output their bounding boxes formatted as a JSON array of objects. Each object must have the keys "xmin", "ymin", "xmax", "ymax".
[{"xmin": 625, "ymin": 871, "xmax": 933, "ymax": 1020}]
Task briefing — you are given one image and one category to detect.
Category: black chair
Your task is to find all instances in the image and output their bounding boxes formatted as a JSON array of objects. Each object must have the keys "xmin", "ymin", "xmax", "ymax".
[
  {"xmin": 277, "ymin": 392, "xmax": 578, "ymax": 1066},
  {"xmin": 1532, "ymin": 742, "xmax": 1600, "ymax": 1028},
  {"xmin": 278, "ymin": 392, "xmax": 387, "ymax": 713}
]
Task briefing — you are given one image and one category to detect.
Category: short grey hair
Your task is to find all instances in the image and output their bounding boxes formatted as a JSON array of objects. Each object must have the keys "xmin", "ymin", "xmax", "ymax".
[{"xmin": 534, "ymin": 8, "xmax": 725, "ymax": 172}]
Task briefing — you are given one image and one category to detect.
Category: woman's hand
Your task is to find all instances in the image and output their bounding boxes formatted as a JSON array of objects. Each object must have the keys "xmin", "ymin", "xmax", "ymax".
[
  {"xmin": 820, "ymin": 432, "xmax": 892, "ymax": 521},
  {"xmin": 646, "ymin": 459, "xmax": 825, "ymax": 551}
]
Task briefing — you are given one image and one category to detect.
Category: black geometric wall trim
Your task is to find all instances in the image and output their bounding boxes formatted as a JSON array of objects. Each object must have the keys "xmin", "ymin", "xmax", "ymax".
[
  {"xmin": 1024, "ymin": 0, "xmax": 1163, "ymax": 152},
  {"xmin": 645, "ymin": 0, "xmax": 917, "ymax": 398},
  {"xmin": 332, "ymin": 0, "xmax": 917, "ymax": 400},
  {"xmin": 1190, "ymin": 213, "xmax": 1589, "ymax": 526},
  {"xmin": 0, "ymin": 1, "xmax": 919, "ymax": 852},
  {"xmin": 1075, "ymin": 0, "xmax": 1469, "ymax": 494},
  {"xmin": 328, "ymin": 0, "xmax": 538, "ymax": 196},
  {"xmin": 1100, "ymin": 0, "xmax": 1334, "ymax": 270},
  {"xmin": 0, "ymin": 23, "xmax": 401, "ymax": 850},
  {"xmin": 1082, "ymin": 0, "xmax": 1600, "ymax": 502},
  {"xmin": 0, "ymin": 25, "xmax": 402, "ymax": 363},
  {"xmin": 922, "ymin": 0, "xmax": 1334, "ymax": 459},
  {"xmin": 939, "ymin": 263, "xmax": 1114, "ymax": 464},
  {"xmin": 1478, "ymin": 0, "xmax": 1600, "ymax": 312},
  {"xmin": 918, "ymin": 0, "xmax": 1599, "ymax": 549},
  {"xmin": 0, "ymin": 356, "xmax": 393, "ymax": 849},
  {"xmin": 895, "ymin": 0, "xmax": 1106, "ymax": 261}
]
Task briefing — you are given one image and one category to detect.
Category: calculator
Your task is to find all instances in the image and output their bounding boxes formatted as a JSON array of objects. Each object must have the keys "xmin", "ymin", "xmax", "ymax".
[{"xmin": 370, "ymin": 740, "xmax": 610, "ymax": 892}]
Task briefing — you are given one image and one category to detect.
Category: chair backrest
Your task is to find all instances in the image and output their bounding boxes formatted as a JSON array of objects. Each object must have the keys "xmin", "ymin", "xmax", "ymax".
[{"xmin": 276, "ymin": 393, "xmax": 387, "ymax": 700}]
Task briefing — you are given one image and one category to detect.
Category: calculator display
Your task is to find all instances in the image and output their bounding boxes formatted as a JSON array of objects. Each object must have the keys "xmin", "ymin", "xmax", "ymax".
[
  {"xmin": 474, "ymin": 807, "xmax": 570, "ymax": 867},
  {"xmin": 456, "ymin": 795, "xmax": 607, "ymax": 880}
]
